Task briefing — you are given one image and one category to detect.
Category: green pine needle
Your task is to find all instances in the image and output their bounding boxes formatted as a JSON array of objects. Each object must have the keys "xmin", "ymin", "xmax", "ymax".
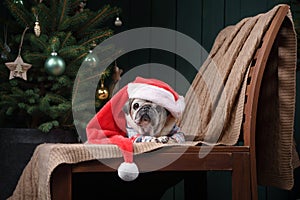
[
  {"xmin": 0, "ymin": 0, "xmax": 121, "ymax": 132},
  {"xmin": 4, "ymin": 0, "xmax": 32, "ymax": 27},
  {"xmin": 38, "ymin": 120, "xmax": 59, "ymax": 132}
]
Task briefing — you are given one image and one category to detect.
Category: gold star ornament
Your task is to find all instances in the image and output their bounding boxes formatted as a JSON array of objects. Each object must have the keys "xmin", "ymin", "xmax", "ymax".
[{"xmin": 5, "ymin": 56, "xmax": 32, "ymax": 80}]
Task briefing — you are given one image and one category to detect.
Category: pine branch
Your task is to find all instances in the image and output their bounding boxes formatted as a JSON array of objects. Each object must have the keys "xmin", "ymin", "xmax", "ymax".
[
  {"xmin": 48, "ymin": 102, "xmax": 71, "ymax": 119},
  {"xmin": 35, "ymin": 3, "xmax": 51, "ymax": 33},
  {"xmin": 59, "ymin": 45, "xmax": 88, "ymax": 59},
  {"xmin": 39, "ymin": 96, "xmax": 50, "ymax": 112},
  {"xmin": 77, "ymin": 5, "xmax": 120, "ymax": 34},
  {"xmin": 0, "ymin": 40, "xmax": 4, "ymax": 51},
  {"xmin": 1, "ymin": 0, "xmax": 121, "ymax": 132},
  {"xmin": 60, "ymin": 32, "xmax": 75, "ymax": 48},
  {"xmin": 4, "ymin": 0, "xmax": 32, "ymax": 27},
  {"xmin": 27, "ymin": 34, "xmax": 49, "ymax": 52},
  {"xmin": 6, "ymin": 106, "xmax": 17, "ymax": 115},
  {"xmin": 58, "ymin": 0, "xmax": 70, "ymax": 26},
  {"xmin": 61, "ymin": 109, "xmax": 73, "ymax": 127},
  {"xmin": 27, "ymin": 105, "xmax": 39, "ymax": 115},
  {"xmin": 70, "ymin": 0, "xmax": 81, "ymax": 10},
  {"xmin": 85, "ymin": 5, "xmax": 109, "ymax": 29},
  {"xmin": 23, "ymin": 51, "xmax": 48, "ymax": 64},
  {"xmin": 67, "ymin": 51, "xmax": 89, "ymax": 69},
  {"xmin": 0, "ymin": 94, "xmax": 18, "ymax": 105},
  {"xmin": 46, "ymin": 93, "xmax": 68, "ymax": 104},
  {"xmin": 38, "ymin": 120, "xmax": 59, "ymax": 132},
  {"xmin": 79, "ymin": 29, "xmax": 113, "ymax": 47},
  {"xmin": 51, "ymin": 75, "xmax": 73, "ymax": 91},
  {"xmin": 50, "ymin": 0, "xmax": 58, "ymax": 32},
  {"xmin": 59, "ymin": 9, "xmax": 89, "ymax": 31},
  {"xmin": 48, "ymin": 36, "xmax": 61, "ymax": 53},
  {"xmin": 0, "ymin": 82, "xmax": 11, "ymax": 91}
]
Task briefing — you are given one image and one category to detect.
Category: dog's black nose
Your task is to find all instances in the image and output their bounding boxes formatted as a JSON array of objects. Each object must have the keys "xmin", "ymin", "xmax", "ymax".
[{"xmin": 142, "ymin": 105, "xmax": 151, "ymax": 111}]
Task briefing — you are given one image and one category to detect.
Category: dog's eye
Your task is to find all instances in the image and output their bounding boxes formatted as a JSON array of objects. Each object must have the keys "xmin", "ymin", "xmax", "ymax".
[{"xmin": 133, "ymin": 103, "xmax": 139, "ymax": 110}]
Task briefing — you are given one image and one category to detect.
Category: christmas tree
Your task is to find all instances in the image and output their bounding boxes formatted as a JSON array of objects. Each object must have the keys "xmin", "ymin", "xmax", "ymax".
[{"xmin": 0, "ymin": 0, "xmax": 121, "ymax": 132}]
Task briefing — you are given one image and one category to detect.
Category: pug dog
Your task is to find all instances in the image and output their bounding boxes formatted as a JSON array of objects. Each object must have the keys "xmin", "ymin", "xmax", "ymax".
[{"xmin": 123, "ymin": 98, "xmax": 185, "ymax": 144}]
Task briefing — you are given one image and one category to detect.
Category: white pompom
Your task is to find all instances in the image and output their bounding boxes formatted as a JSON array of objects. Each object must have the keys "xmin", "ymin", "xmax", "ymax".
[{"xmin": 118, "ymin": 162, "xmax": 139, "ymax": 181}]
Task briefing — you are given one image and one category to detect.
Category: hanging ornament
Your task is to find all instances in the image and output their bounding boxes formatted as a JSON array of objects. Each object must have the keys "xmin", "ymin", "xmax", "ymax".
[
  {"xmin": 1, "ymin": 51, "xmax": 7, "ymax": 60},
  {"xmin": 76, "ymin": 0, "xmax": 87, "ymax": 14},
  {"xmin": 34, "ymin": 21, "xmax": 41, "ymax": 37},
  {"xmin": 33, "ymin": 13, "xmax": 41, "ymax": 37},
  {"xmin": 91, "ymin": 40, "xmax": 97, "ymax": 48},
  {"xmin": 83, "ymin": 50, "xmax": 98, "ymax": 68},
  {"xmin": 114, "ymin": 16, "xmax": 122, "ymax": 27},
  {"xmin": 44, "ymin": 51, "xmax": 66, "ymax": 76},
  {"xmin": 5, "ymin": 27, "xmax": 31, "ymax": 80},
  {"xmin": 83, "ymin": 41, "xmax": 98, "ymax": 67},
  {"xmin": 1, "ymin": 25, "xmax": 11, "ymax": 60},
  {"xmin": 13, "ymin": 0, "xmax": 23, "ymax": 5},
  {"xmin": 97, "ymin": 73, "xmax": 109, "ymax": 100},
  {"xmin": 5, "ymin": 56, "xmax": 32, "ymax": 80}
]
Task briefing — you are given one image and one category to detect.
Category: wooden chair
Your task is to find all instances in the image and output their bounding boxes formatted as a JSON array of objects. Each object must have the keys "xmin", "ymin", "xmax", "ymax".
[{"xmin": 51, "ymin": 5, "xmax": 290, "ymax": 200}]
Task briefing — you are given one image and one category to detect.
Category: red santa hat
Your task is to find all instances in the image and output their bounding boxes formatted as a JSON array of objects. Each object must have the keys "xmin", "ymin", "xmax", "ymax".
[{"xmin": 86, "ymin": 77, "xmax": 185, "ymax": 181}]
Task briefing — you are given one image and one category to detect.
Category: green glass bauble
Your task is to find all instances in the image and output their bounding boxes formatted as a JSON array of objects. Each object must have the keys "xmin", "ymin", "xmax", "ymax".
[
  {"xmin": 83, "ymin": 50, "xmax": 98, "ymax": 68},
  {"xmin": 44, "ymin": 52, "xmax": 66, "ymax": 76}
]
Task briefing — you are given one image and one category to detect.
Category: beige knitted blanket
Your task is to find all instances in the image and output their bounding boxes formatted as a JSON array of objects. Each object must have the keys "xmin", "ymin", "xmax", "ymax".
[
  {"xmin": 8, "ymin": 142, "xmax": 198, "ymax": 200},
  {"xmin": 180, "ymin": 5, "xmax": 278, "ymax": 144},
  {"xmin": 8, "ymin": 4, "xmax": 299, "ymax": 200},
  {"xmin": 179, "ymin": 4, "xmax": 299, "ymax": 189}
]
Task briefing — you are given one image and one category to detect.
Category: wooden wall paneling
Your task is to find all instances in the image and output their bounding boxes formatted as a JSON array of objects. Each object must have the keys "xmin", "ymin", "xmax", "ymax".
[
  {"xmin": 224, "ymin": 0, "xmax": 241, "ymax": 26},
  {"xmin": 151, "ymin": 2, "xmax": 177, "ymax": 198},
  {"xmin": 176, "ymin": 0, "xmax": 203, "ymax": 44},
  {"xmin": 202, "ymin": 0, "xmax": 225, "ymax": 52},
  {"xmin": 240, "ymin": 0, "xmax": 269, "ymax": 19},
  {"xmin": 267, "ymin": 0, "xmax": 291, "ymax": 9},
  {"xmin": 149, "ymin": 2, "xmax": 178, "ymax": 199},
  {"xmin": 207, "ymin": 171, "xmax": 232, "ymax": 200},
  {"xmin": 174, "ymin": 180, "xmax": 185, "ymax": 200},
  {"xmin": 201, "ymin": 2, "xmax": 228, "ymax": 198},
  {"xmin": 149, "ymin": 0, "xmax": 177, "ymax": 89},
  {"xmin": 122, "ymin": 0, "xmax": 152, "ymax": 81},
  {"xmin": 176, "ymin": 0, "xmax": 203, "ymax": 92}
]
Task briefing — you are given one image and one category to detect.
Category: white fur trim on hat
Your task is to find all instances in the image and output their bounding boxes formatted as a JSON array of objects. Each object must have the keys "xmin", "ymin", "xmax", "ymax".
[
  {"xmin": 118, "ymin": 162, "xmax": 139, "ymax": 181},
  {"xmin": 127, "ymin": 83, "xmax": 185, "ymax": 119}
]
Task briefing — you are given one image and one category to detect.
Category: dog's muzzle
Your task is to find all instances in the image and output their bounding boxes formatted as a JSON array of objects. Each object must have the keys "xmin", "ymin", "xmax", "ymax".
[
  {"xmin": 137, "ymin": 105, "xmax": 152, "ymax": 124},
  {"xmin": 140, "ymin": 113, "xmax": 150, "ymax": 122}
]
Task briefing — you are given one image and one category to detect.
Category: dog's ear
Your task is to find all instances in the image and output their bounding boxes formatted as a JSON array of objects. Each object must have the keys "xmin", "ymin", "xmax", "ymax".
[{"xmin": 122, "ymin": 99, "xmax": 133, "ymax": 115}]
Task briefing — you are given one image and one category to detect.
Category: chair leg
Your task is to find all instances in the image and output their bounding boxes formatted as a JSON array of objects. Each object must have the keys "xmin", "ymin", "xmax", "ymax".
[
  {"xmin": 250, "ymin": 152, "xmax": 258, "ymax": 200},
  {"xmin": 51, "ymin": 164, "xmax": 72, "ymax": 200},
  {"xmin": 232, "ymin": 153, "xmax": 251, "ymax": 200}
]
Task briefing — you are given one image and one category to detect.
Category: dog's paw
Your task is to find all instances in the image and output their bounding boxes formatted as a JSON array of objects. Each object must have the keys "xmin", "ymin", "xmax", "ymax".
[
  {"xmin": 155, "ymin": 136, "xmax": 169, "ymax": 143},
  {"xmin": 134, "ymin": 135, "xmax": 169, "ymax": 143},
  {"xmin": 139, "ymin": 136, "xmax": 154, "ymax": 142}
]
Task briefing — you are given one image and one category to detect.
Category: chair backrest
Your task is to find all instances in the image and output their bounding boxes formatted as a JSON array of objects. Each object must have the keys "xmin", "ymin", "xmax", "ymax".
[{"xmin": 242, "ymin": 5, "xmax": 289, "ymax": 147}]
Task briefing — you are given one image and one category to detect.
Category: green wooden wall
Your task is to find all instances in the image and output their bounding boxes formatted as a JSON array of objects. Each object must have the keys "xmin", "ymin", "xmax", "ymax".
[{"xmin": 92, "ymin": 0, "xmax": 300, "ymax": 199}]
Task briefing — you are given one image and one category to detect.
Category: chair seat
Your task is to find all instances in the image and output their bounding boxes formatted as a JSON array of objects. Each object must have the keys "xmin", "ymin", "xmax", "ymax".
[{"xmin": 70, "ymin": 145, "xmax": 250, "ymax": 173}]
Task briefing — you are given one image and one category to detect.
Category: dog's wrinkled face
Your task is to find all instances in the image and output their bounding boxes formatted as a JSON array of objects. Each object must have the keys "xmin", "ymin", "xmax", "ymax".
[{"xmin": 123, "ymin": 98, "xmax": 169, "ymax": 137}]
